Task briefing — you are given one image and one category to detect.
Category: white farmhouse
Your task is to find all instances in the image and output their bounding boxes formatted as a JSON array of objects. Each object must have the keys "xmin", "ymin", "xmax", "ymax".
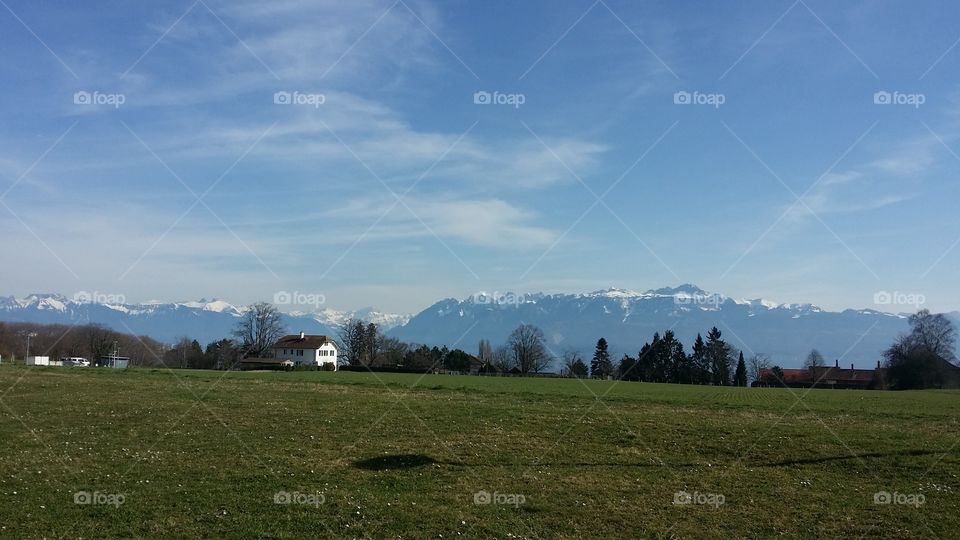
[{"xmin": 271, "ymin": 332, "xmax": 338, "ymax": 369}]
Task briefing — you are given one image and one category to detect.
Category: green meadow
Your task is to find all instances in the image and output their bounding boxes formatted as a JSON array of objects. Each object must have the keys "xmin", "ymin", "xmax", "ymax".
[{"xmin": 0, "ymin": 365, "xmax": 957, "ymax": 538}]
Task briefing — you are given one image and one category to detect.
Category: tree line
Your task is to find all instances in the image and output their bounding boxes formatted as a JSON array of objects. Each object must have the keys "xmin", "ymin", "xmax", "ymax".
[
  {"xmin": 559, "ymin": 327, "xmax": 750, "ymax": 386},
  {"xmin": 0, "ymin": 321, "xmax": 166, "ymax": 366}
]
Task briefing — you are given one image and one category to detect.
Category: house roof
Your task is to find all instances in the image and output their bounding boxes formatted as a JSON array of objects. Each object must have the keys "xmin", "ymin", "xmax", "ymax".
[
  {"xmin": 272, "ymin": 334, "xmax": 338, "ymax": 350},
  {"xmin": 810, "ymin": 366, "xmax": 879, "ymax": 383},
  {"xmin": 760, "ymin": 368, "xmax": 809, "ymax": 382}
]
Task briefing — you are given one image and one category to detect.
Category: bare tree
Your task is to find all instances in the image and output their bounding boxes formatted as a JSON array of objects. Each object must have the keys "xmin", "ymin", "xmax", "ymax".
[
  {"xmin": 747, "ymin": 353, "xmax": 770, "ymax": 385},
  {"xmin": 477, "ymin": 339, "xmax": 493, "ymax": 366},
  {"xmin": 907, "ymin": 309, "xmax": 957, "ymax": 363},
  {"xmin": 491, "ymin": 345, "xmax": 514, "ymax": 372},
  {"xmin": 84, "ymin": 324, "xmax": 114, "ymax": 364},
  {"xmin": 560, "ymin": 348, "xmax": 588, "ymax": 378},
  {"xmin": 507, "ymin": 324, "xmax": 551, "ymax": 374},
  {"xmin": 232, "ymin": 302, "xmax": 286, "ymax": 358},
  {"xmin": 804, "ymin": 349, "xmax": 825, "ymax": 369},
  {"xmin": 338, "ymin": 318, "xmax": 368, "ymax": 366}
]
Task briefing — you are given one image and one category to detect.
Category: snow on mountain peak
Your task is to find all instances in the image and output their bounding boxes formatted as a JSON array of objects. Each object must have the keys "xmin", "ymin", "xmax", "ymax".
[
  {"xmin": 647, "ymin": 284, "xmax": 710, "ymax": 297},
  {"xmin": 586, "ymin": 287, "xmax": 643, "ymax": 299},
  {"xmin": 178, "ymin": 299, "xmax": 242, "ymax": 314}
]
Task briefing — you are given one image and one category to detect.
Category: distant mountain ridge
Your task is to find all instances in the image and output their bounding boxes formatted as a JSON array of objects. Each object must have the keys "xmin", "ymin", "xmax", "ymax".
[
  {"xmin": 0, "ymin": 293, "xmax": 408, "ymax": 344},
  {"xmin": 1, "ymin": 286, "xmax": 955, "ymax": 368}
]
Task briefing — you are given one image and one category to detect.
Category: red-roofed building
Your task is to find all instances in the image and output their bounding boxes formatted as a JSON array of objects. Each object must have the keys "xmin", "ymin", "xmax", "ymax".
[{"xmin": 754, "ymin": 360, "xmax": 887, "ymax": 389}]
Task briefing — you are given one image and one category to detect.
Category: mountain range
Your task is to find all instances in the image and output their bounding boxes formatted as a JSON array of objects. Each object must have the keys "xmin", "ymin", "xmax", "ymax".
[{"xmin": 2, "ymin": 285, "xmax": 955, "ymax": 368}]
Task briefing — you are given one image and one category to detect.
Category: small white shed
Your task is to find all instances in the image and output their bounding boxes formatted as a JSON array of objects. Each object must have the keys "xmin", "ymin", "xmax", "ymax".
[{"xmin": 26, "ymin": 356, "xmax": 50, "ymax": 366}]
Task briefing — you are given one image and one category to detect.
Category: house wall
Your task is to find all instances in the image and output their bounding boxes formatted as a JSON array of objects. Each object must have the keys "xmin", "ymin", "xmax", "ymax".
[{"xmin": 273, "ymin": 343, "xmax": 338, "ymax": 369}]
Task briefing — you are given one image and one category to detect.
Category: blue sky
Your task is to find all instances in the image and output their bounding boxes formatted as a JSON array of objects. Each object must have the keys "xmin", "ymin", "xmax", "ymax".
[{"xmin": 1, "ymin": 0, "xmax": 959, "ymax": 315}]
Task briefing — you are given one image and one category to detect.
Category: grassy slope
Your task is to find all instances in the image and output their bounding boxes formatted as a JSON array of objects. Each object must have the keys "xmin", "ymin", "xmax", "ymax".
[{"xmin": 0, "ymin": 366, "xmax": 957, "ymax": 539}]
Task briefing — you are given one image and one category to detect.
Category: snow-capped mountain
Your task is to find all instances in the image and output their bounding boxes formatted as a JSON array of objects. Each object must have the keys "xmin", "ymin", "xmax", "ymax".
[
  {"xmin": 0, "ymin": 294, "xmax": 409, "ymax": 344},
  {"xmin": 0, "ymin": 286, "xmax": 955, "ymax": 367},
  {"xmin": 390, "ymin": 285, "xmax": 958, "ymax": 366}
]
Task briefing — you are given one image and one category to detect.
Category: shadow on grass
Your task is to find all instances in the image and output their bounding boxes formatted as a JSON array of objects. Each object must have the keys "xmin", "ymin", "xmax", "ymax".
[
  {"xmin": 765, "ymin": 448, "xmax": 945, "ymax": 467},
  {"xmin": 353, "ymin": 454, "xmax": 439, "ymax": 470},
  {"xmin": 353, "ymin": 454, "xmax": 696, "ymax": 470}
]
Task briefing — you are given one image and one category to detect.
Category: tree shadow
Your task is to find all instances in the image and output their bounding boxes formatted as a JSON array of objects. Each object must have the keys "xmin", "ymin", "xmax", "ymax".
[{"xmin": 353, "ymin": 454, "xmax": 438, "ymax": 471}]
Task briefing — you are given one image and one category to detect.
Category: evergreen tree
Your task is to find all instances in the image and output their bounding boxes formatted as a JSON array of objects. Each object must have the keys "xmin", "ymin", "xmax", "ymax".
[
  {"xmin": 636, "ymin": 342, "xmax": 653, "ymax": 382},
  {"xmin": 591, "ymin": 338, "xmax": 613, "ymax": 379},
  {"xmin": 705, "ymin": 327, "xmax": 734, "ymax": 385},
  {"xmin": 734, "ymin": 351, "xmax": 747, "ymax": 386},
  {"xmin": 690, "ymin": 333, "xmax": 709, "ymax": 384},
  {"xmin": 618, "ymin": 354, "xmax": 637, "ymax": 381},
  {"xmin": 570, "ymin": 358, "xmax": 589, "ymax": 378}
]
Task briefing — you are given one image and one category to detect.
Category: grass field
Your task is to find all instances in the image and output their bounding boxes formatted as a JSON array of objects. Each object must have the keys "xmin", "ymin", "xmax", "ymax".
[{"xmin": 0, "ymin": 365, "xmax": 957, "ymax": 539}]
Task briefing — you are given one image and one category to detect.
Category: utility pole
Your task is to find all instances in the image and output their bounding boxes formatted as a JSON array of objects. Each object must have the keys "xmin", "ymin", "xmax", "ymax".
[{"xmin": 24, "ymin": 332, "xmax": 38, "ymax": 363}]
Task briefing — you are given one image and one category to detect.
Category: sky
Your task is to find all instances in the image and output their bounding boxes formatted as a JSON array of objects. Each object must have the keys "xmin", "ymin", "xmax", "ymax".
[{"xmin": 1, "ymin": 0, "xmax": 959, "ymax": 315}]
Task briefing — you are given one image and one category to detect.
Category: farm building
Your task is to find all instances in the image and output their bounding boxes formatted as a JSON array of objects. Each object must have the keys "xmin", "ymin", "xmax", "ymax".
[
  {"xmin": 271, "ymin": 332, "xmax": 338, "ymax": 369},
  {"xmin": 754, "ymin": 360, "xmax": 887, "ymax": 390}
]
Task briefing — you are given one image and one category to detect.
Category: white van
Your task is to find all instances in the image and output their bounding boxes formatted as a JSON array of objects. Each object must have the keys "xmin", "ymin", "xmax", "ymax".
[{"xmin": 61, "ymin": 357, "xmax": 90, "ymax": 367}]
